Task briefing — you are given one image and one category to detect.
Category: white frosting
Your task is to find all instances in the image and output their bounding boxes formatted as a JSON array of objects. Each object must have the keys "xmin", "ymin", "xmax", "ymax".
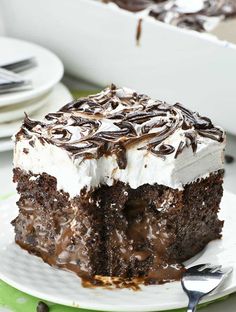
[
  {"xmin": 174, "ymin": 0, "xmax": 205, "ymax": 14},
  {"xmin": 13, "ymin": 86, "xmax": 225, "ymax": 198},
  {"xmin": 14, "ymin": 128, "xmax": 225, "ymax": 198}
]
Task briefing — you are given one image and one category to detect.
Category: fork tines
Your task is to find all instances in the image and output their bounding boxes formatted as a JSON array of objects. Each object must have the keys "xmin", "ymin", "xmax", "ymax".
[{"xmin": 1, "ymin": 57, "xmax": 37, "ymax": 73}]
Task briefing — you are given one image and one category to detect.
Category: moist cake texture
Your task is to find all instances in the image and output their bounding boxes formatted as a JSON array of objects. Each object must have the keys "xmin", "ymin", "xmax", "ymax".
[{"xmin": 13, "ymin": 85, "xmax": 225, "ymax": 286}]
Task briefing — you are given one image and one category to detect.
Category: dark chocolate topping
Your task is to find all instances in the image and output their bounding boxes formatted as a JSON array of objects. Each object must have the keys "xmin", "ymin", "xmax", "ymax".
[
  {"xmin": 18, "ymin": 85, "xmax": 224, "ymax": 168},
  {"xmin": 103, "ymin": 0, "xmax": 164, "ymax": 12},
  {"xmin": 225, "ymin": 154, "xmax": 234, "ymax": 163},
  {"xmin": 36, "ymin": 301, "xmax": 49, "ymax": 312}
]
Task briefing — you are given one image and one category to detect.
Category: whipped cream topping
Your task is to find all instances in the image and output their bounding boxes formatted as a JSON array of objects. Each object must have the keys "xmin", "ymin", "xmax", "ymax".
[
  {"xmin": 104, "ymin": 0, "xmax": 236, "ymax": 32},
  {"xmin": 14, "ymin": 85, "xmax": 225, "ymax": 197}
]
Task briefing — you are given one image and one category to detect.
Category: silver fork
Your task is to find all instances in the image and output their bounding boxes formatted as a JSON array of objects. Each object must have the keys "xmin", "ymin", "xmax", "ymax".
[
  {"xmin": 181, "ymin": 264, "xmax": 233, "ymax": 312},
  {"xmin": 1, "ymin": 57, "xmax": 37, "ymax": 73},
  {"xmin": 0, "ymin": 68, "xmax": 32, "ymax": 93}
]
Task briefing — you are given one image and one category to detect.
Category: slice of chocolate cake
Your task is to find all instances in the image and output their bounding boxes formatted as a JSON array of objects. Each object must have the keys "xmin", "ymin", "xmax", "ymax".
[{"xmin": 12, "ymin": 85, "xmax": 225, "ymax": 286}]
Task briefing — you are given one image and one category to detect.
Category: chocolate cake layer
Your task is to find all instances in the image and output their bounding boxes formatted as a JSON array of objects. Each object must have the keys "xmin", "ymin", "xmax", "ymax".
[{"xmin": 12, "ymin": 168, "xmax": 224, "ymax": 285}]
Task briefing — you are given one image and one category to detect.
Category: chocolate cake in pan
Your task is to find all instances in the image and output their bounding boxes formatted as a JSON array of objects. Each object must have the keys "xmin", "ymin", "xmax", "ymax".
[
  {"xmin": 12, "ymin": 85, "xmax": 225, "ymax": 286},
  {"xmin": 103, "ymin": 0, "xmax": 236, "ymax": 33}
]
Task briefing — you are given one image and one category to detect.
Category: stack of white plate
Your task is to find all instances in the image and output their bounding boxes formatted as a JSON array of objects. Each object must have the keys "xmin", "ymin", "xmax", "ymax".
[{"xmin": 0, "ymin": 37, "xmax": 72, "ymax": 152}]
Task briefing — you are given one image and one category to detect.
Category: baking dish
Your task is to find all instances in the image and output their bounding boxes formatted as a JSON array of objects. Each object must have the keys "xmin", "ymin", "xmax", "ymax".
[{"xmin": 1, "ymin": 0, "xmax": 236, "ymax": 133}]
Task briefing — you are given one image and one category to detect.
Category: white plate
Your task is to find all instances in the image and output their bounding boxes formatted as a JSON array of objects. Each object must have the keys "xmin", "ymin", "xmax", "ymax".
[
  {"xmin": 0, "ymin": 83, "xmax": 72, "ymax": 151},
  {"xmin": 0, "ymin": 137, "xmax": 13, "ymax": 152},
  {"xmin": 0, "ymin": 191, "xmax": 235, "ymax": 311},
  {"xmin": 0, "ymin": 37, "xmax": 64, "ymax": 107},
  {"xmin": 0, "ymin": 92, "xmax": 50, "ymax": 123}
]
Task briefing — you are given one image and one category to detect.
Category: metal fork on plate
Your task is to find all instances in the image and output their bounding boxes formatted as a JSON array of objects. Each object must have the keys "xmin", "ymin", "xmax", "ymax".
[
  {"xmin": 0, "ymin": 57, "xmax": 36, "ymax": 93},
  {"xmin": 1, "ymin": 57, "xmax": 36, "ymax": 73},
  {"xmin": 181, "ymin": 264, "xmax": 233, "ymax": 312}
]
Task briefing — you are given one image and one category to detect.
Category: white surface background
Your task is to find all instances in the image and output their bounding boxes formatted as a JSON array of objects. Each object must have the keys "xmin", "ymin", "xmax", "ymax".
[{"xmin": 0, "ymin": 13, "xmax": 4, "ymax": 35}]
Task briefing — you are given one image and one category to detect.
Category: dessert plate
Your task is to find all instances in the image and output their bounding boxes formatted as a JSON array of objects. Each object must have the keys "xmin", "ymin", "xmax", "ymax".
[
  {"xmin": 0, "ymin": 92, "xmax": 50, "ymax": 123},
  {"xmin": 0, "ymin": 83, "xmax": 72, "ymax": 153},
  {"xmin": 0, "ymin": 37, "xmax": 64, "ymax": 107},
  {"xmin": 0, "ymin": 191, "xmax": 235, "ymax": 312},
  {"xmin": 0, "ymin": 137, "xmax": 13, "ymax": 152}
]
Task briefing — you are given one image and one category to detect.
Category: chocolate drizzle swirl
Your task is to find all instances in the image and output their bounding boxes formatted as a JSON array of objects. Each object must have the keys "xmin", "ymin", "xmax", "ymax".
[
  {"xmin": 174, "ymin": 141, "xmax": 185, "ymax": 159},
  {"xmin": 18, "ymin": 85, "xmax": 225, "ymax": 169},
  {"xmin": 185, "ymin": 132, "xmax": 197, "ymax": 153},
  {"xmin": 150, "ymin": 144, "xmax": 175, "ymax": 157},
  {"xmin": 23, "ymin": 113, "xmax": 44, "ymax": 131}
]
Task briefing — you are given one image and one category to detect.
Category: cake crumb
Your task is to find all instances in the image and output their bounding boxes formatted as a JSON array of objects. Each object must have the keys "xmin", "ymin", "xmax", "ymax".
[
  {"xmin": 36, "ymin": 301, "xmax": 49, "ymax": 312},
  {"xmin": 225, "ymin": 154, "xmax": 234, "ymax": 164}
]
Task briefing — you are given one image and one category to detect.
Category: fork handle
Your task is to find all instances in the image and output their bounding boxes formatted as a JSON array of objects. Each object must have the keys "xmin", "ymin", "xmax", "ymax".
[{"xmin": 187, "ymin": 294, "xmax": 200, "ymax": 312}]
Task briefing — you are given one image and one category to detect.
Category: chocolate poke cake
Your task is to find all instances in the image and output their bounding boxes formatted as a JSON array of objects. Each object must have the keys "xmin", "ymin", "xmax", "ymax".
[
  {"xmin": 103, "ymin": 0, "xmax": 236, "ymax": 42},
  {"xmin": 13, "ymin": 85, "xmax": 225, "ymax": 286}
]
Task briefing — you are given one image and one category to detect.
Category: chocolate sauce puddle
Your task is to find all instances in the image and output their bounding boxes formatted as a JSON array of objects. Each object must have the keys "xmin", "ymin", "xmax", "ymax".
[
  {"xmin": 80, "ymin": 264, "xmax": 184, "ymax": 290},
  {"xmin": 16, "ymin": 238, "xmax": 184, "ymax": 290}
]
